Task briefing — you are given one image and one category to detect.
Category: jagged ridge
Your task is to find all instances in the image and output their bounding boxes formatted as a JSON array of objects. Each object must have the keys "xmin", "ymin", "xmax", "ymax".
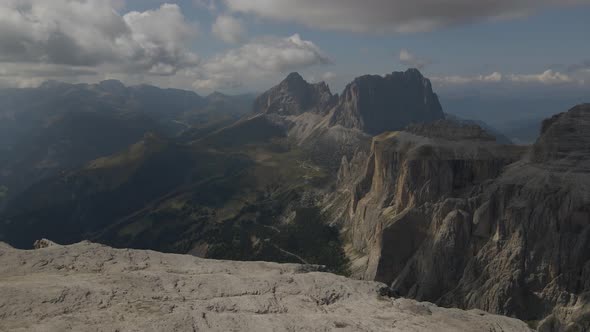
[{"xmin": 331, "ymin": 104, "xmax": 590, "ymax": 331}]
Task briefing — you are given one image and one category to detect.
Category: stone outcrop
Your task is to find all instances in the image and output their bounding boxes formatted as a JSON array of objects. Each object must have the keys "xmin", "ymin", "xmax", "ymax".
[
  {"xmin": 248, "ymin": 69, "xmax": 446, "ymax": 172},
  {"xmin": 331, "ymin": 104, "xmax": 590, "ymax": 331},
  {"xmin": 531, "ymin": 104, "xmax": 590, "ymax": 170},
  {"xmin": 329, "ymin": 69, "xmax": 444, "ymax": 135},
  {"xmin": 253, "ymin": 72, "xmax": 336, "ymax": 116},
  {"xmin": 0, "ymin": 241, "xmax": 531, "ymax": 332},
  {"xmin": 253, "ymin": 69, "xmax": 445, "ymax": 139}
]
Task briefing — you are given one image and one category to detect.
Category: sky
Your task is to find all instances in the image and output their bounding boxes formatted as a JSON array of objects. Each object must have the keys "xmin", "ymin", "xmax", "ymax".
[{"xmin": 0, "ymin": 0, "xmax": 589, "ymax": 98}]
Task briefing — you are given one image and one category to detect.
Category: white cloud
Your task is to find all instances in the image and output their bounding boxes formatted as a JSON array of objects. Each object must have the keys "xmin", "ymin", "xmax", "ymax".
[
  {"xmin": 431, "ymin": 70, "xmax": 580, "ymax": 86},
  {"xmin": 0, "ymin": 1, "xmax": 332, "ymax": 92},
  {"xmin": 482, "ymin": 72, "xmax": 503, "ymax": 82},
  {"xmin": 123, "ymin": 4, "xmax": 200, "ymax": 74},
  {"xmin": 0, "ymin": 1, "xmax": 199, "ymax": 75},
  {"xmin": 193, "ymin": 0, "xmax": 217, "ymax": 11},
  {"xmin": 193, "ymin": 34, "xmax": 330, "ymax": 90},
  {"xmin": 212, "ymin": 15, "xmax": 246, "ymax": 44},
  {"xmin": 322, "ymin": 72, "xmax": 336, "ymax": 81},
  {"xmin": 223, "ymin": 0, "xmax": 588, "ymax": 33},
  {"xmin": 507, "ymin": 70, "xmax": 573, "ymax": 84},
  {"xmin": 399, "ymin": 49, "xmax": 430, "ymax": 69}
]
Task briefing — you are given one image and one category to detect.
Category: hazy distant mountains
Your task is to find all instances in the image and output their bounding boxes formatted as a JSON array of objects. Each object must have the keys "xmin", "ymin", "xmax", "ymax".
[
  {"xmin": 0, "ymin": 69, "xmax": 456, "ymax": 266},
  {"xmin": 0, "ymin": 69, "xmax": 515, "ymax": 251},
  {"xmin": 440, "ymin": 94, "xmax": 589, "ymax": 144},
  {"xmin": 0, "ymin": 81, "xmax": 254, "ymax": 200}
]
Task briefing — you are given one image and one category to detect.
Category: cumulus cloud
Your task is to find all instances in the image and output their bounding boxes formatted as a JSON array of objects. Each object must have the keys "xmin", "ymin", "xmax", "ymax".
[
  {"xmin": 224, "ymin": 0, "xmax": 587, "ymax": 33},
  {"xmin": 399, "ymin": 49, "xmax": 430, "ymax": 69},
  {"xmin": 322, "ymin": 72, "xmax": 336, "ymax": 81},
  {"xmin": 123, "ymin": 4, "xmax": 200, "ymax": 74},
  {"xmin": 193, "ymin": 34, "xmax": 330, "ymax": 90},
  {"xmin": 508, "ymin": 70, "xmax": 573, "ymax": 84},
  {"xmin": 431, "ymin": 70, "xmax": 581, "ymax": 86},
  {"xmin": 193, "ymin": 0, "xmax": 217, "ymax": 11},
  {"xmin": 0, "ymin": 1, "xmax": 199, "ymax": 75},
  {"xmin": 212, "ymin": 15, "xmax": 246, "ymax": 43}
]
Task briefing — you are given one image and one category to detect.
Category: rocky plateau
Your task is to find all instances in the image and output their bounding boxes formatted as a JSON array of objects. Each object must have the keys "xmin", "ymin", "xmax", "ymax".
[{"xmin": 0, "ymin": 240, "xmax": 532, "ymax": 332}]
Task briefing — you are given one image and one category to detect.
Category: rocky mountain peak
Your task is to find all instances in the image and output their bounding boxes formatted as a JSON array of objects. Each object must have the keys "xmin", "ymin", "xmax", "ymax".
[
  {"xmin": 531, "ymin": 103, "xmax": 590, "ymax": 168},
  {"xmin": 253, "ymin": 73, "xmax": 335, "ymax": 116},
  {"xmin": 283, "ymin": 72, "xmax": 305, "ymax": 84},
  {"xmin": 328, "ymin": 68, "xmax": 444, "ymax": 135}
]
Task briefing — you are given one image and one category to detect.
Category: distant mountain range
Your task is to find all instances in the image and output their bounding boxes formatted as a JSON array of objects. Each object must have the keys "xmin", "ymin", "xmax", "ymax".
[
  {"xmin": 0, "ymin": 69, "xmax": 588, "ymax": 330},
  {"xmin": 440, "ymin": 94, "xmax": 589, "ymax": 144},
  {"xmin": 0, "ymin": 81, "xmax": 254, "ymax": 201}
]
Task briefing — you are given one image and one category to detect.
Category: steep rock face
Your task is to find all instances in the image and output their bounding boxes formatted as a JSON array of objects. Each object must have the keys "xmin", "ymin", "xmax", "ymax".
[
  {"xmin": 338, "ymin": 127, "xmax": 524, "ymax": 281},
  {"xmin": 249, "ymin": 69, "xmax": 446, "ymax": 173},
  {"xmin": 531, "ymin": 103, "xmax": 590, "ymax": 169},
  {"xmin": 329, "ymin": 69, "xmax": 444, "ymax": 135},
  {"xmin": 0, "ymin": 241, "xmax": 531, "ymax": 332},
  {"xmin": 334, "ymin": 105, "xmax": 590, "ymax": 331},
  {"xmin": 253, "ymin": 72, "xmax": 336, "ymax": 116}
]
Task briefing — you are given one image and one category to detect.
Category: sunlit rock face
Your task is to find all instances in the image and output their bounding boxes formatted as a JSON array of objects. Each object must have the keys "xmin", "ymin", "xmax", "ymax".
[{"xmin": 331, "ymin": 104, "xmax": 590, "ymax": 331}]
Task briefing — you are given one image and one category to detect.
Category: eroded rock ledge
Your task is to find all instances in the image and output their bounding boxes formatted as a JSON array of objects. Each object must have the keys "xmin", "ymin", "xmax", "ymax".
[
  {"xmin": 331, "ymin": 104, "xmax": 590, "ymax": 331},
  {"xmin": 0, "ymin": 241, "xmax": 530, "ymax": 331}
]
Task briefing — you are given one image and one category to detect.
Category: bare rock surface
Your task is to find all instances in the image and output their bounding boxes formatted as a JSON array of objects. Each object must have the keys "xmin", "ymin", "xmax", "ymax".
[
  {"xmin": 253, "ymin": 72, "xmax": 336, "ymax": 116},
  {"xmin": 328, "ymin": 69, "xmax": 444, "ymax": 135},
  {"xmin": 0, "ymin": 241, "xmax": 531, "ymax": 332},
  {"xmin": 330, "ymin": 104, "xmax": 590, "ymax": 331}
]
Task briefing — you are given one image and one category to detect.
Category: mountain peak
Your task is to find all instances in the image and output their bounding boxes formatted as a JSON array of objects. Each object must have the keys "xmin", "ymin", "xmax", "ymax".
[
  {"xmin": 531, "ymin": 103, "xmax": 590, "ymax": 168},
  {"xmin": 284, "ymin": 72, "xmax": 305, "ymax": 83},
  {"xmin": 97, "ymin": 80, "xmax": 126, "ymax": 94},
  {"xmin": 403, "ymin": 67, "xmax": 424, "ymax": 77},
  {"xmin": 329, "ymin": 69, "xmax": 444, "ymax": 135},
  {"xmin": 253, "ymin": 72, "xmax": 334, "ymax": 115}
]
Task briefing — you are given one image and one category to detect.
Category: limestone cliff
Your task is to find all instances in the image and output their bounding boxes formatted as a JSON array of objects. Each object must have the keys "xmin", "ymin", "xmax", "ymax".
[
  {"xmin": 329, "ymin": 69, "xmax": 444, "ymax": 135},
  {"xmin": 332, "ymin": 104, "xmax": 590, "ymax": 331},
  {"xmin": 247, "ymin": 69, "xmax": 445, "ymax": 172},
  {"xmin": 0, "ymin": 241, "xmax": 531, "ymax": 332}
]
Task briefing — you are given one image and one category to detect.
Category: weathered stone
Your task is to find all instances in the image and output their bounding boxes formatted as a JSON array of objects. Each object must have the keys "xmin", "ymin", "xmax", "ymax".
[
  {"xmin": 253, "ymin": 72, "xmax": 336, "ymax": 116},
  {"xmin": 329, "ymin": 104, "xmax": 590, "ymax": 331},
  {"xmin": 0, "ymin": 241, "xmax": 531, "ymax": 332},
  {"xmin": 329, "ymin": 69, "xmax": 445, "ymax": 135}
]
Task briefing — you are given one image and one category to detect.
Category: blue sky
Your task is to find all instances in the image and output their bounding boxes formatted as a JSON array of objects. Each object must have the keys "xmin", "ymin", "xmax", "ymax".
[{"xmin": 0, "ymin": 0, "xmax": 589, "ymax": 97}]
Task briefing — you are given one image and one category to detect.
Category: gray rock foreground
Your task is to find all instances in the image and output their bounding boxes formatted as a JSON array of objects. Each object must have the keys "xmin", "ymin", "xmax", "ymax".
[{"xmin": 0, "ymin": 241, "xmax": 531, "ymax": 332}]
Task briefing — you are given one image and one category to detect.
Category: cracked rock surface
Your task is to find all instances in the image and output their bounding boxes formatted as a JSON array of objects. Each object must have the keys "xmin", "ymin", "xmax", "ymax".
[{"xmin": 0, "ymin": 241, "xmax": 530, "ymax": 331}]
